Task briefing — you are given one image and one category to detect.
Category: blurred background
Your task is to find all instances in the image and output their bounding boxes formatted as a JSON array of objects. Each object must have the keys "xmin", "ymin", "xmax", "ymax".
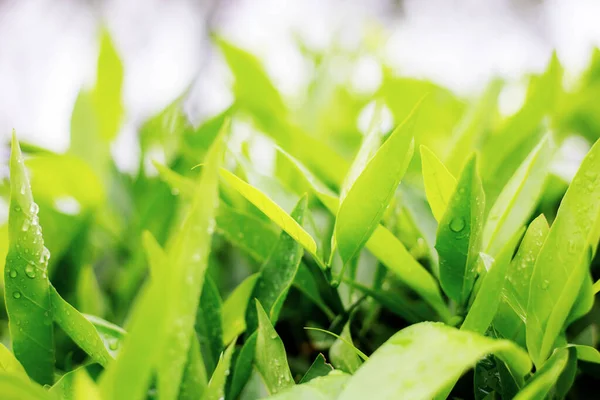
[{"xmin": 2, "ymin": 0, "xmax": 600, "ymax": 163}]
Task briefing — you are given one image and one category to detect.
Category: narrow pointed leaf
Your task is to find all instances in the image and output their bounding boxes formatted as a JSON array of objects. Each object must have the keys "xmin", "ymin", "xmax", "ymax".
[
  {"xmin": 92, "ymin": 29, "xmax": 124, "ymax": 141},
  {"xmin": 255, "ymin": 301, "xmax": 294, "ymax": 394},
  {"xmin": 220, "ymin": 169, "xmax": 319, "ymax": 262},
  {"xmin": 527, "ymin": 138, "xmax": 600, "ymax": 367},
  {"xmin": 245, "ymin": 196, "xmax": 307, "ymax": 334},
  {"xmin": 299, "ymin": 354, "xmax": 334, "ymax": 384},
  {"xmin": 99, "ymin": 232, "xmax": 171, "ymax": 400},
  {"xmin": 222, "ymin": 274, "xmax": 259, "ymax": 345},
  {"xmin": 202, "ymin": 341, "xmax": 236, "ymax": 400},
  {"xmin": 0, "ymin": 344, "xmax": 27, "ymax": 377},
  {"xmin": 195, "ymin": 277, "xmax": 223, "ymax": 376},
  {"xmin": 157, "ymin": 132, "xmax": 223, "ymax": 400},
  {"xmin": 337, "ymin": 322, "xmax": 531, "ymax": 400},
  {"xmin": 514, "ymin": 348, "xmax": 568, "ymax": 400},
  {"xmin": 435, "ymin": 155, "xmax": 485, "ymax": 305},
  {"xmin": 330, "ymin": 324, "xmax": 362, "ymax": 374},
  {"xmin": 49, "ymin": 286, "xmax": 112, "ymax": 367},
  {"xmin": 4, "ymin": 134, "xmax": 54, "ymax": 385},
  {"xmin": 482, "ymin": 135, "xmax": 554, "ymax": 256},
  {"xmin": 462, "ymin": 228, "xmax": 524, "ymax": 334},
  {"xmin": 179, "ymin": 338, "xmax": 208, "ymax": 400},
  {"xmin": 228, "ymin": 332, "xmax": 257, "ymax": 400},
  {"xmin": 494, "ymin": 215, "xmax": 549, "ymax": 346},
  {"xmin": 334, "ymin": 102, "xmax": 417, "ymax": 267},
  {"xmin": 420, "ymin": 145, "xmax": 457, "ymax": 222}
]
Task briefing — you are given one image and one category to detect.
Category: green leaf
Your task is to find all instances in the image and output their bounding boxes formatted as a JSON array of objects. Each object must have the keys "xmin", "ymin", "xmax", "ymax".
[
  {"xmin": 514, "ymin": 348, "xmax": 568, "ymax": 400},
  {"xmin": 334, "ymin": 101, "xmax": 416, "ymax": 269},
  {"xmin": 50, "ymin": 367, "xmax": 101, "ymax": 400},
  {"xmin": 482, "ymin": 135, "xmax": 554, "ymax": 256},
  {"xmin": 303, "ymin": 327, "xmax": 368, "ymax": 362},
  {"xmin": 266, "ymin": 371, "xmax": 350, "ymax": 400},
  {"xmin": 92, "ymin": 29, "xmax": 124, "ymax": 141},
  {"xmin": 179, "ymin": 338, "xmax": 208, "ymax": 400},
  {"xmin": 435, "ymin": 155, "xmax": 485, "ymax": 305},
  {"xmin": 49, "ymin": 286, "xmax": 112, "ymax": 367},
  {"xmin": 245, "ymin": 196, "xmax": 307, "ymax": 334},
  {"xmin": 0, "ymin": 344, "xmax": 27, "ymax": 377},
  {"xmin": 329, "ymin": 323, "xmax": 362, "ymax": 374},
  {"xmin": 494, "ymin": 215, "xmax": 549, "ymax": 347},
  {"xmin": 481, "ymin": 54, "xmax": 563, "ymax": 208},
  {"xmin": 216, "ymin": 204, "xmax": 279, "ymax": 262},
  {"xmin": 216, "ymin": 39, "xmax": 348, "ymax": 187},
  {"xmin": 444, "ymin": 79, "xmax": 503, "ymax": 175},
  {"xmin": 76, "ymin": 264, "xmax": 107, "ymax": 317},
  {"xmin": 337, "ymin": 322, "xmax": 531, "ymax": 400},
  {"xmin": 461, "ymin": 229, "xmax": 524, "ymax": 334},
  {"xmin": 156, "ymin": 129, "xmax": 224, "ymax": 400},
  {"xmin": 277, "ymin": 150, "xmax": 449, "ymax": 320},
  {"xmin": 474, "ymin": 355, "xmax": 519, "ymax": 400},
  {"xmin": 526, "ymin": 138, "xmax": 600, "ymax": 367},
  {"xmin": 567, "ymin": 271, "xmax": 594, "ymax": 325},
  {"xmin": 0, "ymin": 373, "xmax": 55, "ymax": 400},
  {"xmin": 202, "ymin": 341, "xmax": 236, "ymax": 400},
  {"xmin": 196, "ymin": 277, "xmax": 223, "ymax": 376},
  {"xmin": 84, "ymin": 314, "xmax": 126, "ymax": 359},
  {"xmin": 420, "ymin": 145, "xmax": 457, "ymax": 222},
  {"xmin": 99, "ymin": 232, "xmax": 171, "ymax": 400},
  {"xmin": 220, "ymin": 169, "xmax": 320, "ymax": 265},
  {"xmin": 572, "ymin": 344, "xmax": 600, "ymax": 363},
  {"xmin": 222, "ymin": 274, "xmax": 259, "ymax": 345},
  {"xmin": 4, "ymin": 133, "xmax": 55, "ymax": 385},
  {"xmin": 228, "ymin": 332, "xmax": 257, "ymax": 400},
  {"xmin": 255, "ymin": 301, "xmax": 294, "ymax": 395},
  {"xmin": 299, "ymin": 354, "xmax": 334, "ymax": 384}
]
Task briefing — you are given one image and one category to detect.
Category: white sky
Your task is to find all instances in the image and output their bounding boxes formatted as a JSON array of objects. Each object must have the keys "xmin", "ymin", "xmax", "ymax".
[{"xmin": 1, "ymin": 0, "xmax": 600, "ymax": 156}]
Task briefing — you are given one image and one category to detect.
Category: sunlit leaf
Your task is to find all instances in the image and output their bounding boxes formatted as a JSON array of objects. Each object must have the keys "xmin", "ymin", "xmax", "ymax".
[
  {"xmin": 527, "ymin": 138, "xmax": 600, "ymax": 367},
  {"xmin": 337, "ymin": 322, "xmax": 531, "ymax": 400},
  {"xmin": 4, "ymin": 134, "xmax": 55, "ymax": 385}
]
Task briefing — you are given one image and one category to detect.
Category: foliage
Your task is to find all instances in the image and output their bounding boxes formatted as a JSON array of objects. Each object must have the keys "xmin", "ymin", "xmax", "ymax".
[{"xmin": 1, "ymin": 30, "xmax": 600, "ymax": 400}]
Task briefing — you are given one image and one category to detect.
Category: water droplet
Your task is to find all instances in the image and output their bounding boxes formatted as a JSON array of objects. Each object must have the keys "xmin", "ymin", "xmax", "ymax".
[
  {"xmin": 270, "ymin": 332, "xmax": 278, "ymax": 339},
  {"xmin": 30, "ymin": 203, "xmax": 39, "ymax": 215},
  {"xmin": 13, "ymin": 291, "xmax": 21, "ymax": 299},
  {"xmin": 39, "ymin": 247, "xmax": 50, "ymax": 263},
  {"xmin": 541, "ymin": 280, "xmax": 549, "ymax": 290},
  {"xmin": 449, "ymin": 217, "xmax": 466, "ymax": 233},
  {"xmin": 20, "ymin": 184, "xmax": 25, "ymax": 195},
  {"xmin": 21, "ymin": 219, "xmax": 30, "ymax": 232},
  {"xmin": 9, "ymin": 270, "xmax": 17, "ymax": 278},
  {"xmin": 14, "ymin": 206, "xmax": 21, "ymax": 212},
  {"xmin": 25, "ymin": 265, "xmax": 36, "ymax": 279},
  {"xmin": 109, "ymin": 339, "xmax": 119, "ymax": 351},
  {"xmin": 171, "ymin": 187, "xmax": 180, "ymax": 196}
]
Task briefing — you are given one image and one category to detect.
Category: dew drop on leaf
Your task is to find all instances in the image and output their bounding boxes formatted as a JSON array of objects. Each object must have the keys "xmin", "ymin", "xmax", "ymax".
[
  {"xmin": 109, "ymin": 338, "xmax": 119, "ymax": 351},
  {"xmin": 25, "ymin": 265, "xmax": 36, "ymax": 279},
  {"xmin": 449, "ymin": 217, "xmax": 466, "ymax": 233},
  {"xmin": 30, "ymin": 203, "xmax": 39, "ymax": 214},
  {"xmin": 9, "ymin": 270, "xmax": 17, "ymax": 278},
  {"xmin": 13, "ymin": 291, "xmax": 21, "ymax": 299}
]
